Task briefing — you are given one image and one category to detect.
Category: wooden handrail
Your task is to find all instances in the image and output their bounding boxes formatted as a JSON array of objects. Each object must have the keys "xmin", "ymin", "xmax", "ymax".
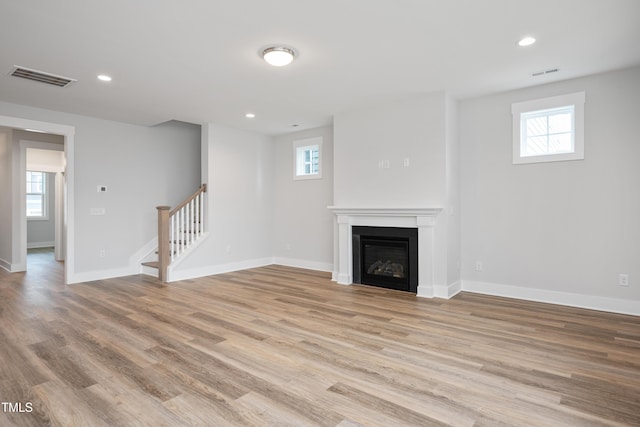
[
  {"xmin": 170, "ymin": 183, "xmax": 207, "ymax": 216},
  {"xmin": 156, "ymin": 183, "xmax": 207, "ymax": 282}
]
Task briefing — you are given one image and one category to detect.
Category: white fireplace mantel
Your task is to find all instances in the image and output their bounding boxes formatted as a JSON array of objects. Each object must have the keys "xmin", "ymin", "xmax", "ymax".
[{"xmin": 328, "ymin": 206, "xmax": 443, "ymax": 298}]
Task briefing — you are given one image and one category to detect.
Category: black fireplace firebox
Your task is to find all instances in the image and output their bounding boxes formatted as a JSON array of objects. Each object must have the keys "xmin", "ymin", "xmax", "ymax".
[{"xmin": 352, "ymin": 226, "xmax": 418, "ymax": 293}]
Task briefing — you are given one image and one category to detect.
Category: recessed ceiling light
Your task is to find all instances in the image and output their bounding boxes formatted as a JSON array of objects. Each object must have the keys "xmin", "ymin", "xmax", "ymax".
[
  {"xmin": 97, "ymin": 74, "xmax": 112, "ymax": 82},
  {"xmin": 517, "ymin": 36, "xmax": 536, "ymax": 47},
  {"xmin": 246, "ymin": 113, "xmax": 256, "ymax": 118},
  {"xmin": 262, "ymin": 46, "xmax": 296, "ymax": 67}
]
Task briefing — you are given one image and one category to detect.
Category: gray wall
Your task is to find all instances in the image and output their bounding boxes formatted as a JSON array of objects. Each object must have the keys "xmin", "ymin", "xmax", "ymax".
[
  {"xmin": 171, "ymin": 123, "xmax": 275, "ymax": 279},
  {"xmin": 0, "ymin": 101, "xmax": 201, "ymax": 279},
  {"xmin": 460, "ymin": 66, "xmax": 640, "ymax": 308},
  {"xmin": 272, "ymin": 126, "xmax": 334, "ymax": 271}
]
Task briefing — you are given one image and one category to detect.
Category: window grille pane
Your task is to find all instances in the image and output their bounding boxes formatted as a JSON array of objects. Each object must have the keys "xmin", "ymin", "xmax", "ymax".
[
  {"xmin": 27, "ymin": 194, "xmax": 44, "ymax": 217},
  {"xmin": 548, "ymin": 133, "xmax": 572, "ymax": 153},
  {"xmin": 524, "ymin": 136, "xmax": 548, "ymax": 156},
  {"xmin": 549, "ymin": 112, "xmax": 572, "ymax": 134},
  {"xmin": 526, "ymin": 116, "xmax": 547, "ymax": 137}
]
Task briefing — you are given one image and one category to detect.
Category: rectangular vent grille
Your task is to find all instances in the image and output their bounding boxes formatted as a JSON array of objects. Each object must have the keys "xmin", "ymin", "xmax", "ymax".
[
  {"xmin": 10, "ymin": 66, "xmax": 76, "ymax": 87},
  {"xmin": 531, "ymin": 68, "xmax": 559, "ymax": 77}
]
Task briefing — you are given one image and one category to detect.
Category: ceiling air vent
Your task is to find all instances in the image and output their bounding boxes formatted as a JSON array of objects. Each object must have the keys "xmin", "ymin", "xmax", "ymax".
[
  {"xmin": 531, "ymin": 68, "xmax": 559, "ymax": 77},
  {"xmin": 9, "ymin": 66, "xmax": 76, "ymax": 87}
]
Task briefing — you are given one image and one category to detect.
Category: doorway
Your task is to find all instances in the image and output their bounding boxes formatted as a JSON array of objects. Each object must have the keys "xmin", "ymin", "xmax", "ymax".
[
  {"xmin": 25, "ymin": 143, "xmax": 65, "ymax": 265},
  {"xmin": 0, "ymin": 114, "xmax": 75, "ymax": 284}
]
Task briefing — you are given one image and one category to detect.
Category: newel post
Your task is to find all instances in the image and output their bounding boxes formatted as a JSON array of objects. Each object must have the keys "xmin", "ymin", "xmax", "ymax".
[{"xmin": 156, "ymin": 205, "xmax": 171, "ymax": 282}]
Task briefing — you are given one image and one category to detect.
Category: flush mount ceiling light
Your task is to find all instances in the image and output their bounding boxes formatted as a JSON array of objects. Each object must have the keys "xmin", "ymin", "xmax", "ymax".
[
  {"xmin": 97, "ymin": 74, "xmax": 112, "ymax": 82},
  {"xmin": 245, "ymin": 113, "xmax": 256, "ymax": 118},
  {"xmin": 262, "ymin": 46, "xmax": 296, "ymax": 67},
  {"xmin": 517, "ymin": 36, "xmax": 536, "ymax": 47}
]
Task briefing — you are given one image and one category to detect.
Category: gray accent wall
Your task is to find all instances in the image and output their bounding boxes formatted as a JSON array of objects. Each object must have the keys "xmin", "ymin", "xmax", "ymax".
[{"xmin": 460, "ymin": 66, "xmax": 640, "ymax": 307}]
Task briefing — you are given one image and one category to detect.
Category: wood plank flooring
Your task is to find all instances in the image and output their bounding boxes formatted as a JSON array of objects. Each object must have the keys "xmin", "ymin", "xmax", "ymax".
[{"xmin": 1, "ymin": 251, "xmax": 639, "ymax": 426}]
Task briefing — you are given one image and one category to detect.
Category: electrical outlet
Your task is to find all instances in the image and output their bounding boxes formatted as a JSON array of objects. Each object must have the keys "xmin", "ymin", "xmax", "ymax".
[
  {"xmin": 99, "ymin": 249, "xmax": 106, "ymax": 258},
  {"xmin": 475, "ymin": 261, "xmax": 483, "ymax": 272},
  {"xmin": 619, "ymin": 274, "xmax": 629, "ymax": 287}
]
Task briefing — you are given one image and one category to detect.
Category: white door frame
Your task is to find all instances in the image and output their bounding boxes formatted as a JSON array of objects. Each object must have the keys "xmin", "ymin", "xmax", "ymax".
[{"xmin": 0, "ymin": 115, "xmax": 75, "ymax": 284}]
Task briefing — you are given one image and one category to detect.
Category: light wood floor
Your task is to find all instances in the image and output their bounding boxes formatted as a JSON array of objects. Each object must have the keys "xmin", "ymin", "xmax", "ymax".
[{"xmin": 1, "ymin": 252, "xmax": 639, "ymax": 426}]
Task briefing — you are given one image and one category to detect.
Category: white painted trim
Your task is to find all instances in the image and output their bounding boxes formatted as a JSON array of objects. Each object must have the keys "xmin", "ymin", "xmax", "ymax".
[
  {"xmin": 167, "ymin": 257, "xmax": 273, "ymax": 282},
  {"xmin": 0, "ymin": 115, "xmax": 75, "ymax": 285},
  {"xmin": 70, "ymin": 266, "xmax": 141, "ymax": 284},
  {"xmin": 434, "ymin": 280, "xmax": 462, "ymax": 299},
  {"xmin": 0, "ymin": 258, "xmax": 12, "ymax": 272},
  {"xmin": 272, "ymin": 257, "xmax": 333, "ymax": 273},
  {"xmin": 27, "ymin": 241, "xmax": 54, "ymax": 249},
  {"xmin": 462, "ymin": 280, "xmax": 639, "ymax": 316}
]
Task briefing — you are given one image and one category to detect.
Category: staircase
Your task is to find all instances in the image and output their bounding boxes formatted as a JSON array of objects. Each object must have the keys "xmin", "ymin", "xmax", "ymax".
[{"xmin": 142, "ymin": 184, "xmax": 207, "ymax": 282}]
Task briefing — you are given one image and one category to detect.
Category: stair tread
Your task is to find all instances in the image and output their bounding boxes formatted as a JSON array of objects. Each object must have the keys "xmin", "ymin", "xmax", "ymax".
[{"xmin": 141, "ymin": 261, "xmax": 160, "ymax": 268}]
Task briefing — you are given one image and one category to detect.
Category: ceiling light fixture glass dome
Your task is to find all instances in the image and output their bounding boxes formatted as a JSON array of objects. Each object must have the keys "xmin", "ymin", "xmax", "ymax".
[{"xmin": 262, "ymin": 46, "xmax": 296, "ymax": 66}]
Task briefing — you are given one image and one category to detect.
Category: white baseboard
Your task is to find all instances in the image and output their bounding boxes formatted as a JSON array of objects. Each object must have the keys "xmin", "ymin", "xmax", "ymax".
[
  {"xmin": 27, "ymin": 241, "xmax": 54, "ymax": 249},
  {"xmin": 67, "ymin": 266, "xmax": 140, "ymax": 285},
  {"xmin": 0, "ymin": 258, "xmax": 11, "ymax": 272},
  {"xmin": 272, "ymin": 257, "xmax": 333, "ymax": 273},
  {"xmin": 462, "ymin": 280, "xmax": 640, "ymax": 316},
  {"xmin": 167, "ymin": 257, "xmax": 274, "ymax": 282},
  {"xmin": 416, "ymin": 281, "xmax": 461, "ymax": 299},
  {"xmin": 0, "ymin": 258, "xmax": 26, "ymax": 272}
]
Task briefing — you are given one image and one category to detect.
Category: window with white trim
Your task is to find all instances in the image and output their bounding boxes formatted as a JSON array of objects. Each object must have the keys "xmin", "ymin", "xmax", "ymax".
[
  {"xmin": 512, "ymin": 91, "xmax": 585, "ymax": 164},
  {"xmin": 293, "ymin": 137, "xmax": 322, "ymax": 180},
  {"xmin": 26, "ymin": 171, "xmax": 48, "ymax": 219}
]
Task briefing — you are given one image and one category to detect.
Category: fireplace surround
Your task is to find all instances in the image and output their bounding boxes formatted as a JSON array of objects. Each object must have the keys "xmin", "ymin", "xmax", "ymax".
[{"xmin": 328, "ymin": 207, "xmax": 444, "ymax": 298}]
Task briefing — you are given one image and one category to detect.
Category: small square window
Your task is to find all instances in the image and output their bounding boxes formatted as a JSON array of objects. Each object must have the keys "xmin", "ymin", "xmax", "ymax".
[
  {"xmin": 512, "ymin": 92, "xmax": 585, "ymax": 164},
  {"xmin": 293, "ymin": 137, "xmax": 322, "ymax": 180}
]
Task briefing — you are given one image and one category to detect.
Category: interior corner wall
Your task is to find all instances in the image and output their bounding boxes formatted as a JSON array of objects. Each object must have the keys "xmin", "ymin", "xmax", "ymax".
[
  {"xmin": 170, "ymin": 123, "xmax": 275, "ymax": 279},
  {"xmin": 460, "ymin": 66, "xmax": 640, "ymax": 314},
  {"xmin": 272, "ymin": 126, "xmax": 334, "ymax": 271},
  {"xmin": 445, "ymin": 95, "xmax": 461, "ymax": 287},
  {"xmin": 0, "ymin": 127, "xmax": 12, "ymax": 269}
]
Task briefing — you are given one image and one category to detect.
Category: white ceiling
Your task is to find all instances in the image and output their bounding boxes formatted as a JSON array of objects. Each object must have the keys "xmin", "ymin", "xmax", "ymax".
[{"xmin": 1, "ymin": 0, "xmax": 639, "ymax": 135}]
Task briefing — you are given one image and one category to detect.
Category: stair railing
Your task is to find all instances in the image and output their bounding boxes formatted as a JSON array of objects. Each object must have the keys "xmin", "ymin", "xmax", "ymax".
[{"xmin": 156, "ymin": 183, "xmax": 207, "ymax": 282}]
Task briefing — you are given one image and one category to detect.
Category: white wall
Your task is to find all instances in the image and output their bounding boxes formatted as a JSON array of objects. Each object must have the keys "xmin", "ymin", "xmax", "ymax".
[
  {"xmin": 171, "ymin": 123, "xmax": 274, "ymax": 279},
  {"xmin": 332, "ymin": 92, "xmax": 461, "ymax": 293},
  {"xmin": 333, "ymin": 94, "xmax": 446, "ymax": 207},
  {"xmin": 460, "ymin": 66, "xmax": 640, "ymax": 314},
  {"xmin": 272, "ymin": 126, "xmax": 334, "ymax": 271},
  {"xmin": 0, "ymin": 101, "xmax": 201, "ymax": 282}
]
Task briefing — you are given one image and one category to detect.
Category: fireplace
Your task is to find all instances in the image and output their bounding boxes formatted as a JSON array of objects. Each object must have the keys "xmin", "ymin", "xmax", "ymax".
[{"xmin": 352, "ymin": 226, "xmax": 418, "ymax": 293}]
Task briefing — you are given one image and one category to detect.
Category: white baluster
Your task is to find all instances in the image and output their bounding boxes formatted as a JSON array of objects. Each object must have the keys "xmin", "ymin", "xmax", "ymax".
[{"xmin": 170, "ymin": 214, "xmax": 175, "ymax": 262}]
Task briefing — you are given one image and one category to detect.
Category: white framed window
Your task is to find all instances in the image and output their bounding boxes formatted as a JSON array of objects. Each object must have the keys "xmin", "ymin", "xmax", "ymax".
[
  {"xmin": 293, "ymin": 137, "xmax": 322, "ymax": 180},
  {"xmin": 512, "ymin": 91, "xmax": 585, "ymax": 164},
  {"xmin": 26, "ymin": 171, "xmax": 48, "ymax": 220}
]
